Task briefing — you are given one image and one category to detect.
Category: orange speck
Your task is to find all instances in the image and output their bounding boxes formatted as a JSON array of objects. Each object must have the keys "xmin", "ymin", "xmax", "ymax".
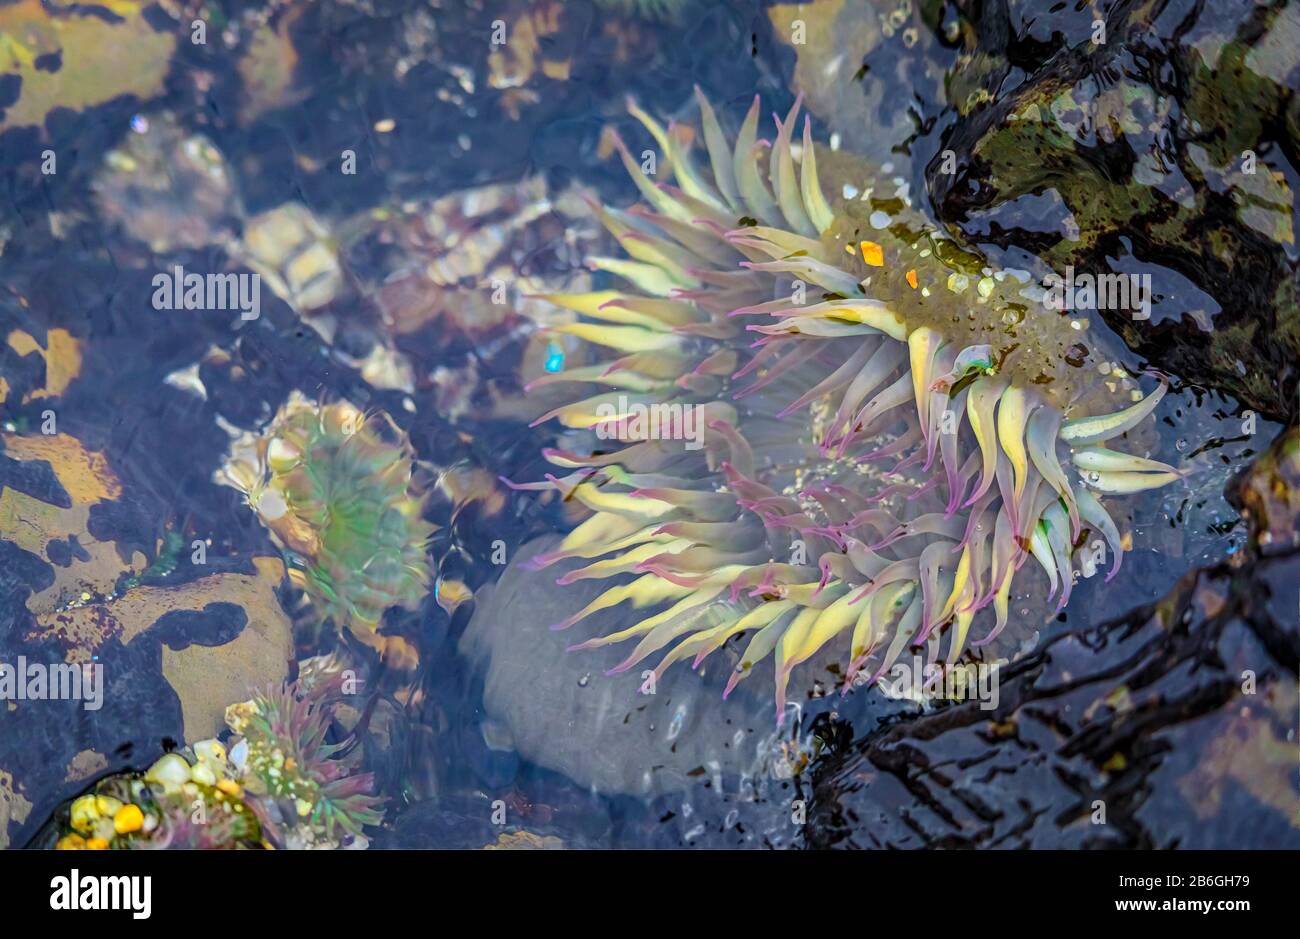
[
  {"xmin": 113, "ymin": 804, "xmax": 144, "ymax": 834},
  {"xmin": 906, "ymin": 269, "xmax": 918, "ymax": 289},
  {"xmin": 217, "ymin": 779, "xmax": 242, "ymax": 797},
  {"xmin": 86, "ymin": 838, "xmax": 110, "ymax": 850},
  {"xmin": 860, "ymin": 241, "xmax": 884, "ymax": 267}
]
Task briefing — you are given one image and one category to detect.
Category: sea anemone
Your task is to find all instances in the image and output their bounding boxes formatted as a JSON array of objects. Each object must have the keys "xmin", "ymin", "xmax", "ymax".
[
  {"xmin": 226, "ymin": 676, "xmax": 385, "ymax": 849},
  {"xmin": 515, "ymin": 91, "xmax": 1182, "ymax": 721},
  {"xmin": 218, "ymin": 391, "xmax": 435, "ymax": 666}
]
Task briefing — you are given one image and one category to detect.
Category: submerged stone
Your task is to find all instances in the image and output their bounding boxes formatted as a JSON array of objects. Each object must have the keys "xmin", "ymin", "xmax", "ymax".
[{"xmin": 461, "ymin": 536, "xmax": 811, "ymax": 799}]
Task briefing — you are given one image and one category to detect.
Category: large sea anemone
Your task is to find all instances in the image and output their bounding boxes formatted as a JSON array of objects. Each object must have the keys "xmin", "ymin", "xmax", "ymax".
[
  {"xmin": 515, "ymin": 91, "xmax": 1182, "ymax": 720},
  {"xmin": 218, "ymin": 392, "xmax": 434, "ymax": 667}
]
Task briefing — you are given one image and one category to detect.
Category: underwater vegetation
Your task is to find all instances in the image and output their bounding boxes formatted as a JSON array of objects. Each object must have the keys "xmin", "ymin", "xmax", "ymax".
[
  {"xmin": 56, "ymin": 741, "xmax": 263, "ymax": 850},
  {"xmin": 218, "ymin": 393, "xmax": 434, "ymax": 667},
  {"xmin": 225, "ymin": 673, "xmax": 385, "ymax": 849},
  {"xmin": 516, "ymin": 91, "xmax": 1182, "ymax": 721},
  {"xmin": 52, "ymin": 674, "xmax": 383, "ymax": 850}
]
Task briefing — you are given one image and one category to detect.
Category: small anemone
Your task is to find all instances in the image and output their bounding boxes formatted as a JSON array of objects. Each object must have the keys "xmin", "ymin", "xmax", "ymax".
[
  {"xmin": 217, "ymin": 391, "xmax": 434, "ymax": 664},
  {"xmin": 517, "ymin": 91, "xmax": 1182, "ymax": 722},
  {"xmin": 226, "ymin": 676, "xmax": 385, "ymax": 848}
]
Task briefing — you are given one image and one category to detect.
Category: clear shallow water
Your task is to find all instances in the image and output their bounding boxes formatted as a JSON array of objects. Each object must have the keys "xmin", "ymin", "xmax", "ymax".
[{"xmin": 0, "ymin": 0, "xmax": 1293, "ymax": 850}]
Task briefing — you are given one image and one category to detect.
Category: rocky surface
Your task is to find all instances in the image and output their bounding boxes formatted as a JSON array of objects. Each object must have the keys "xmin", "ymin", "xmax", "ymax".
[
  {"xmin": 802, "ymin": 426, "xmax": 1300, "ymax": 848},
  {"xmin": 927, "ymin": 0, "xmax": 1300, "ymax": 422}
]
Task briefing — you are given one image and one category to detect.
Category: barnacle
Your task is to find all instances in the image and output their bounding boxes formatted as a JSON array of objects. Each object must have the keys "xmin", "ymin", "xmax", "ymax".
[
  {"xmin": 518, "ymin": 91, "xmax": 1183, "ymax": 720},
  {"xmin": 218, "ymin": 391, "xmax": 434, "ymax": 666}
]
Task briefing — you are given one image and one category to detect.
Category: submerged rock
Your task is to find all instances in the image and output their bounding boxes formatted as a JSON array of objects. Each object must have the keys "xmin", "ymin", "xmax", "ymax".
[
  {"xmin": 929, "ymin": 1, "xmax": 1300, "ymax": 421},
  {"xmin": 803, "ymin": 427, "xmax": 1300, "ymax": 848},
  {"xmin": 1229, "ymin": 424, "xmax": 1300, "ymax": 555},
  {"xmin": 460, "ymin": 536, "xmax": 824, "ymax": 799},
  {"xmin": 92, "ymin": 114, "xmax": 241, "ymax": 257},
  {"xmin": 0, "ymin": 0, "xmax": 175, "ymax": 134}
]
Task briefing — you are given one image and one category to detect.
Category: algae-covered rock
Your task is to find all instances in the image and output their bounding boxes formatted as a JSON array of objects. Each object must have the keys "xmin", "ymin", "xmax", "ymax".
[
  {"xmin": 0, "ymin": 0, "xmax": 175, "ymax": 133},
  {"xmin": 483, "ymin": 829, "xmax": 564, "ymax": 849},
  {"xmin": 0, "ymin": 768, "xmax": 32, "ymax": 850},
  {"xmin": 1229, "ymin": 424, "xmax": 1300, "ymax": 556},
  {"xmin": 928, "ymin": 2, "xmax": 1300, "ymax": 421},
  {"xmin": 91, "ymin": 114, "xmax": 241, "ymax": 256}
]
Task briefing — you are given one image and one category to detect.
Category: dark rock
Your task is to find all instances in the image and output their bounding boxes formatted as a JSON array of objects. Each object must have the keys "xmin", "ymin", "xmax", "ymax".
[
  {"xmin": 804, "ymin": 426, "xmax": 1300, "ymax": 849},
  {"xmin": 929, "ymin": 1, "xmax": 1300, "ymax": 422}
]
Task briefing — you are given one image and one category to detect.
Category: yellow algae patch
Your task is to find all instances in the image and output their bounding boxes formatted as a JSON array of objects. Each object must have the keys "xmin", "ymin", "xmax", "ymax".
[
  {"xmin": 1177, "ymin": 681, "xmax": 1300, "ymax": 828},
  {"xmin": 35, "ymin": 329, "xmax": 81, "ymax": 398},
  {"xmin": 237, "ymin": 10, "xmax": 305, "ymax": 124},
  {"xmin": 483, "ymin": 830, "xmax": 564, "ymax": 850},
  {"xmin": 0, "ymin": 434, "xmax": 142, "ymax": 616},
  {"xmin": 0, "ymin": 431, "xmax": 293, "ymax": 742},
  {"xmin": 5, "ymin": 328, "xmax": 83, "ymax": 400},
  {"xmin": 158, "ymin": 558, "xmax": 293, "ymax": 739},
  {"xmin": 1, "ymin": 432, "xmax": 292, "ymax": 738},
  {"xmin": 5, "ymin": 330, "xmax": 40, "ymax": 358},
  {"xmin": 2, "ymin": 432, "xmax": 120, "ymax": 503},
  {"xmin": 0, "ymin": 487, "xmax": 145, "ymax": 616},
  {"xmin": 486, "ymin": 1, "xmax": 569, "ymax": 119},
  {"xmin": 28, "ymin": 555, "xmax": 287, "ymax": 656},
  {"xmin": 21, "ymin": 554, "xmax": 291, "ymax": 738},
  {"xmin": 237, "ymin": 21, "xmax": 297, "ymax": 124},
  {"xmin": 0, "ymin": 0, "xmax": 176, "ymax": 132}
]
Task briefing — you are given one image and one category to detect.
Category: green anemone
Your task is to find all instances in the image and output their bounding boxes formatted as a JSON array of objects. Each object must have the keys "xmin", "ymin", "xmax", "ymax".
[
  {"xmin": 220, "ymin": 393, "xmax": 434, "ymax": 662},
  {"xmin": 517, "ymin": 91, "xmax": 1183, "ymax": 721}
]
